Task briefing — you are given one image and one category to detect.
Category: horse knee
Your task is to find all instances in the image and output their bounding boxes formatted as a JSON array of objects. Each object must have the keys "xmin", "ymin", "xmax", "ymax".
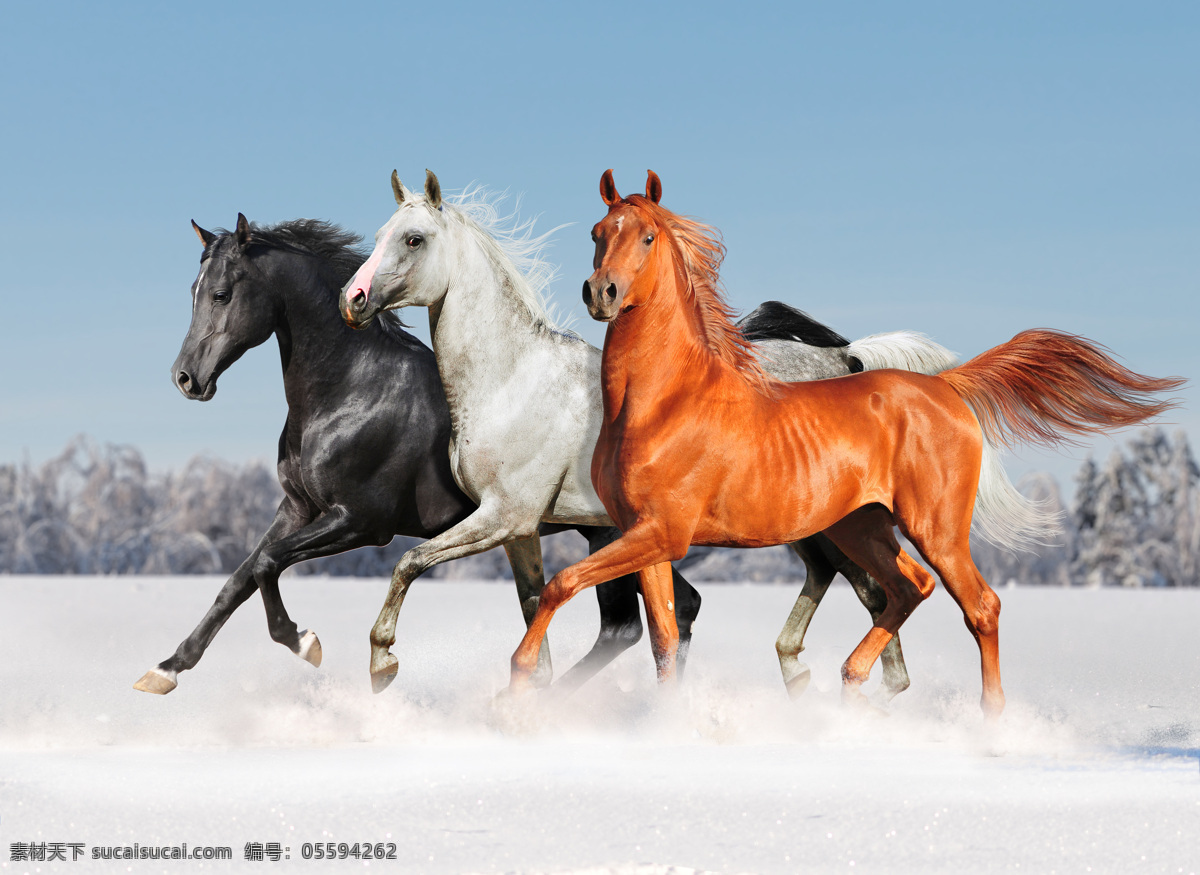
[
  {"xmin": 539, "ymin": 572, "xmax": 578, "ymax": 613},
  {"xmin": 975, "ymin": 587, "xmax": 1001, "ymax": 637},
  {"xmin": 252, "ymin": 552, "xmax": 281, "ymax": 585}
]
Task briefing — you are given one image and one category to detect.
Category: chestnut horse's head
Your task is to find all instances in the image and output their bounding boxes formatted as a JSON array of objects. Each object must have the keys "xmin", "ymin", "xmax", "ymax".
[{"xmin": 583, "ymin": 169, "xmax": 667, "ymax": 322}]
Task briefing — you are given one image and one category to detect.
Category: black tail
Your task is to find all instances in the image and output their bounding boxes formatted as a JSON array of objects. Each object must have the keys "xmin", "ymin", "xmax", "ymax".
[{"xmin": 737, "ymin": 301, "xmax": 850, "ymax": 348}]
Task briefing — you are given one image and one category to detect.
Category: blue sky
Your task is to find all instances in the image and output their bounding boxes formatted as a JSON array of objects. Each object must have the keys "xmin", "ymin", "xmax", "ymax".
[{"xmin": 1, "ymin": 1, "xmax": 1196, "ymax": 491}]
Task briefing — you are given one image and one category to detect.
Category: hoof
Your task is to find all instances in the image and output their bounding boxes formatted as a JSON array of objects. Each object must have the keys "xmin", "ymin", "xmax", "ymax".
[
  {"xmin": 870, "ymin": 684, "xmax": 906, "ymax": 708},
  {"xmin": 370, "ymin": 653, "xmax": 399, "ymax": 694},
  {"xmin": 133, "ymin": 667, "xmax": 178, "ymax": 695},
  {"xmin": 297, "ymin": 630, "xmax": 323, "ymax": 668},
  {"xmin": 783, "ymin": 664, "xmax": 812, "ymax": 700},
  {"xmin": 486, "ymin": 684, "xmax": 540, "ymax": 736},
  {"xmin": 843, "ymin": 686, "xmax": 889, "ymax": 718},
  {"xmin": 505, "ymin": 672, "xmax": 537, "ymax": 699}
]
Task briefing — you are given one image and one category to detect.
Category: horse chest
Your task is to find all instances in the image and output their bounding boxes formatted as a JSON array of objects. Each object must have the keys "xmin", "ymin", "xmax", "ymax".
[{"xmin": 446, "ymin": 424, "xmax": 511, "ymax": 503}]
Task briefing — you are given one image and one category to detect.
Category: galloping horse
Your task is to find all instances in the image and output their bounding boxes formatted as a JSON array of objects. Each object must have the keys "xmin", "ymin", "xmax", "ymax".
[
  {"xmin": 340, "ymin": 171, "xmax": 961, "ymax": 698},
  {"xmin": 507, "ymin": 170, "xmax": 1184, "ymax": 716},
  {"xmin": 136, "ymin": 215, "xmax": 699, "ymax": 694}
]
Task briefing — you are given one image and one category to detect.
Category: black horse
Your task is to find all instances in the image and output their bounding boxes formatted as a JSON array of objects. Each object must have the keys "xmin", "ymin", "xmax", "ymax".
[{"xmin": 134, "ymin": 214, "xmax": 702, "ymax": 694}]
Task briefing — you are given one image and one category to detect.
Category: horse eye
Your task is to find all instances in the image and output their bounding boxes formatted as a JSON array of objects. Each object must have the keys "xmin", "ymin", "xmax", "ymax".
[
  {"xmin": 213, "ymin": 289, "xmax": 231, "ymax": 304},
  {"xmin": 644, "ymin": 234, "xmax": 654, "ymax": 245},
  {"xmin": 407, "ymin": 235, "xmax": 423, "ymax": 249}
]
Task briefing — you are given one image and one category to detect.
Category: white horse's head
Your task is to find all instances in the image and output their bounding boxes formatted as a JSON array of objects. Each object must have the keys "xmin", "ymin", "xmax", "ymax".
[{"xmin": 341, "ymin": 169, "xmax": 453, "ymax": 327}]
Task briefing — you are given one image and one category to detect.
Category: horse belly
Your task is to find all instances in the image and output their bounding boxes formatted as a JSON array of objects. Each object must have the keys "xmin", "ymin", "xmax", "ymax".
[{"xmin": 691, "ymin": 397, "xmax": 894, "ymax": 547}]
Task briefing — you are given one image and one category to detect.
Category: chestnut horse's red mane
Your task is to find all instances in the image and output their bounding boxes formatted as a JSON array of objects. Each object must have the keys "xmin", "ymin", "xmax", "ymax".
[{"xmin": 625, "ymin": 195, "xmax": 773, "ymax": 390}]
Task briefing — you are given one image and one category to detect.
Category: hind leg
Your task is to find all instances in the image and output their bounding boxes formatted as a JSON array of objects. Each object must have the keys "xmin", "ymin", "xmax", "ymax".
[
  {"xmin": 828, "ymin": 544, "xmax": 912, "ymax": 702},
  {"xmin": 897, "ymin": 478, "xmax": 1006, "ymax": 718},
  {"xmin": 776, "ymin": 538, "xmax": 837, "ymax": 699},
  {"xmin": 825, "ymin": 506, "xmax": 936, "ymax": 708},
  {"xmin": 915, "ymin": 544, "xmax": 1004, "ymax": 718},
  {"xmin": 504, "ymin": 535, "xmax": 553, "ymax": 688}
]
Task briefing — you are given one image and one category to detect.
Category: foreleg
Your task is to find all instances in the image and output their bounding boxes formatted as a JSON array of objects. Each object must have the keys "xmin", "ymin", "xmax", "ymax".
[
  {"xmin": 370, "ymin": 504, "xmax": 523, "ymax": 693},
  {"xmin": 511, "ymin": 524, "xmax": 673, "ymax": 693},
  {"xmin": 557, "ymin": 526, "xmax": 703, "ymax": 693},
  {"xmin": 134, "ymin": 502, "xmax": 305, "ymax": 694},
  {"xmin": 638, "ymin": 562, "xmax": 679, "ymax": 682}
]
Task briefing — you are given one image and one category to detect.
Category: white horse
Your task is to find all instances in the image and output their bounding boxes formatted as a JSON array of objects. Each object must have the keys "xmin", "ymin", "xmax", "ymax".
[{"xmin": 340, "ymin": 170, "xmax": 961, "ymax": 696}]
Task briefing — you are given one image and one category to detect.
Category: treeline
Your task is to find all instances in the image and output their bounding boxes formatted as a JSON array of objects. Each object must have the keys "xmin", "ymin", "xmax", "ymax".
[{"xmin": 1, "ymin": 431, "xmax": 1196, "ymax": 586}]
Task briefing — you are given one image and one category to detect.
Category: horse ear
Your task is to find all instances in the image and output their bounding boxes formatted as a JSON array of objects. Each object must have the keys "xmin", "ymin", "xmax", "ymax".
[
  {"xmin": 645, "ymin": 170, "xmax": 662, "ymax": 204},
  {"xmin": 391, "ymin": 170, "xmax": 406, "ymax": 206},
  {"xmin": 425, "ymin": 169, "xmax": 442, "ymax": 210},
  {"xmin": 600, "ymin": 169, "xmax": 620, "ymax": 206},
  {"xmin": 191, "ymin": 220, "xmax": 215, "ymax": 247},
  {"xmin": 235, "ymin": 213, "xmax": 252, "ymax": 246}
]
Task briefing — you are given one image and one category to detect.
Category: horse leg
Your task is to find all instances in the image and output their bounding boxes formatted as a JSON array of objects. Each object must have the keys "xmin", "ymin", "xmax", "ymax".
[
  {"xmin": 823, "ymin": 540, "xmax": 912, "ymax": 702},
  {"xmin": 369, "ymin": 503, "xmax": 524, "ymax": 693},
  {"xmin": 892, "ymin": 454, "xmax": 1005, "ymax": 718},
  {"xmin": 776, "ymin": 537, "xmax": 837, "ymax": 699},
  {"xmin": 503, "ymin": 535, "xmax": 553, "ymax": 688},
  {"xmin": 669, "ymin": 565, "xmax": 702, "ymax": 678},
  {"xmin": 556, "ymin": 526, "xmax": 703, "ymax": 693},
  {"xmin": 824, "ymin": 506, "xmax": 936, "ymax": 709},
  {"xmin": 554, "ymin": 526, "xmax": 643, "ymax": 692},
  {"xmin": 638, "ymin": 562, "xmax": 680, "ymax": 683},
  {"xmin": 510, "ymin": 524, "xmax": 674, "ymax": 693},
  {"xmin": 134, "ymin": 502, "xmax": 305, "ymax": 694},
  {"xmin": 252, "ymin": 507, "xmax": 379, "ymax": 666},
  {"xmin": 903, "ymin": 527, "xmax": 1005, "ymax": 718}
]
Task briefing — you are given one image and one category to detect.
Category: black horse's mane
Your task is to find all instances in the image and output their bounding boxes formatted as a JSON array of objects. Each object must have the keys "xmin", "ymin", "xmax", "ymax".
[
  {"xmin": 244, "ymin": 218, "xmax": 368, "ymax": 285},
  {"xmin": 214, "ymin": 218, "xmax": 414, "ymax": 336},
  {"xmin": 736, "ymin": 300, "xmax": 850, "ymax": 348}
]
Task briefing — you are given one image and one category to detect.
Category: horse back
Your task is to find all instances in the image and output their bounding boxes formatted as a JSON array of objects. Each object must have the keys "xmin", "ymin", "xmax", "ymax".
[{"xmin": 599, "ymin": 367, "xmax": 980, "ymax": 549}]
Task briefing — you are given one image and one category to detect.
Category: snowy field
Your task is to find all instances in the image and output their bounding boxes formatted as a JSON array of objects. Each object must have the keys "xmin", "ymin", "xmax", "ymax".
[{"xmin": 1, "ymin": 575, "xmax": 1197, "ymax": 874}]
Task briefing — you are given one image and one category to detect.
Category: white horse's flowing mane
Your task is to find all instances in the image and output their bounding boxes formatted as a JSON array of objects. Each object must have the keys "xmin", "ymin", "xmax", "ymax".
[{"xmin": 444, "ymin": 186, "xmax": 577, "ymax": 335}]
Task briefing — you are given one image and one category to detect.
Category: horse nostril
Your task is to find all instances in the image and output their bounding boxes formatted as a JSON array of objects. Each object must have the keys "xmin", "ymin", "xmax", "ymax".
[
  {"xmin": 348, "ymin": 289, "xmax": 368, "ymax": 313},
  {"xmin": 581, "ymin": 280, "xmax": 592, "ymax": 303},
  {"xmin": 604, "ymin": 283, "xmax": 617, "ymax": 303},
  {"xmin": 177, "ymin": 370, "xmax": 191, "ymax": 389}
]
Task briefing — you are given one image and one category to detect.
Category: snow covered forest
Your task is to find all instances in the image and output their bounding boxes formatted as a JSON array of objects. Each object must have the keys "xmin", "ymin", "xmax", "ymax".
[{"xmin": 2, "ymin": 430, "xmax": 1197, "ymax": 586}]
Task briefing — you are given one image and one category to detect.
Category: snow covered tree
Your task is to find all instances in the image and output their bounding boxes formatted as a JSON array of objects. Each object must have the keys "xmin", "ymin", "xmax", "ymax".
[{"xmin": 1071, "ymin": 429, "xmax": 1199, "ymax": 587}]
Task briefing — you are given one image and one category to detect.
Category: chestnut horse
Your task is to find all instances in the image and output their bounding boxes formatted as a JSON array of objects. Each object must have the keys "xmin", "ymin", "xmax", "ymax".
[{"xmin": 508, "ymin": 169, "xmax": 1184, "ymax": 716}]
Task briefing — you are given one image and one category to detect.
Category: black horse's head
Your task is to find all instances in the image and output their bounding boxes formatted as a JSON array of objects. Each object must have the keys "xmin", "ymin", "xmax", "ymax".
[{"xmin": 172, "ymin": 214, "xmax": 280, "ymax": 401}]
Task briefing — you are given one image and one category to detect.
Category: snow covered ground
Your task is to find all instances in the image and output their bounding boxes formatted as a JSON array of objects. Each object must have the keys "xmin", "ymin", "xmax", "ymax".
[{"xmin": 1, "ymin": 575, "xmax": 1197, "ymax": 874}]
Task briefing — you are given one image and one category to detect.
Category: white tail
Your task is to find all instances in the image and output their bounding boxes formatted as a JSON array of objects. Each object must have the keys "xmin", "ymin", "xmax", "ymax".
[
  {"xmin": 847, "ymin": 330, "xmax": 960, "ymax": 375},
  {"xmin": 970, "ymin": 435, "xmax": 1062, "ymax": 549}
]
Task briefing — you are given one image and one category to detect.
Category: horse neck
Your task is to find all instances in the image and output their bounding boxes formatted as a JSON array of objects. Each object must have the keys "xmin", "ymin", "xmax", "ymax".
[
  {"xmin": 265, "ymin": 254, "xmax": 367, "ymax": 409},
  {"xmin": 427, "ymin": 229, "xmax": 558, "ymax": 403},
  {"xmin": 601, "ymin": 252, "xmax": 720, "ymax": 424}
]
